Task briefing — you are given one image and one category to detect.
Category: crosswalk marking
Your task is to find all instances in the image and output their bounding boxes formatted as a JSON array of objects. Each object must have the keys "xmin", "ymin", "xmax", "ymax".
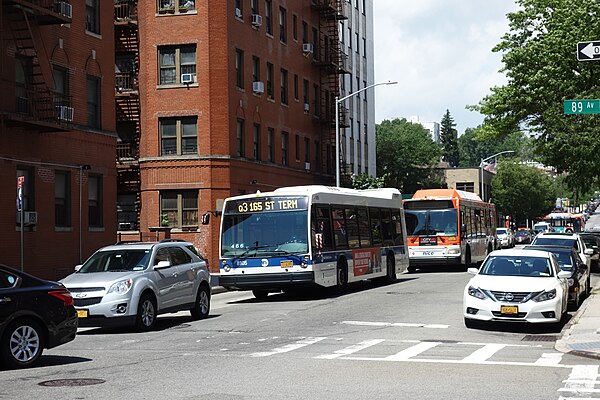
[
  {"xmin": 461, "ymin": 343, "xmax": 507, "ymax": 363},
  {"xmin": 558, "ymin": 365, "xmax": 600, "ymax": 396},
  {"xmin": 385, "ymin": 341, "xmax": 442, "ymax": 361},
  {"xmin": 341, "ymin": 321, "xmax": 449, "ymax": 329},
  {"xmin": 316, "ymin": 339, "xmax": 385, "ymax": 360},
  {"xmin": 534, "ymin": 353, "xmax": 563, "ymax": 367},
  {"xmin": 250, "ymin": 337, "xmax": 326, "ymax": 357}
]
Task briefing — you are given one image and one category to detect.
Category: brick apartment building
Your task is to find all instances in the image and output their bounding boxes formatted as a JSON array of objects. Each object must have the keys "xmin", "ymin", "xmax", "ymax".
[
  {"xmin": 116, "ymin": 0, "xmax": 376, "ymax": 272},
  {"xmin": 0, "ymin": 0, "xmax": 117, "ymax": 279}
]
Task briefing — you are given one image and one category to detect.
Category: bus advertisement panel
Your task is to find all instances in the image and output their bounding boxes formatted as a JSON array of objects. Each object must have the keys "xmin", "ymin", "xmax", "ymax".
[
  {"xmin": 403, "ymin": 189, "xmax": 496, "ymax": 271},
  {"xmin": 218, "ymin": 186, "xmax": 409, "ymax": 299}
]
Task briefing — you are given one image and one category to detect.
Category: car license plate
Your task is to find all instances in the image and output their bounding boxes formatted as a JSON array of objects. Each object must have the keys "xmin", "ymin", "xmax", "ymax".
[
  {"xmin": 280, "ymin": 260, "xmax": 293, "ymax": 268},
  {"xmin": 419, "ymin": 237, "xmax": 437, "ymax": 246},
  {"xmin": 500, "ymin": 305, "xmax": 518, "ymax": 315},
  {"xmin": 77, "ymin": 309, "xmax": 89, "ymax": 318}
]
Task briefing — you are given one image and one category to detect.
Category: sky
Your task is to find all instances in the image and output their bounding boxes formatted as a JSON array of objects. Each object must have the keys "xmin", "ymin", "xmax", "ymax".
[{"xmin": 372, "ymin": 0, "xmax": 518, "ymax": 135}]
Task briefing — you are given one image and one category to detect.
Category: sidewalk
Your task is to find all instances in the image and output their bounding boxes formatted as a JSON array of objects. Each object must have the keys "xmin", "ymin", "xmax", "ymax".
[{"xmin": 556, "ymin": 285, "xmax": 600, "ymax": 360}]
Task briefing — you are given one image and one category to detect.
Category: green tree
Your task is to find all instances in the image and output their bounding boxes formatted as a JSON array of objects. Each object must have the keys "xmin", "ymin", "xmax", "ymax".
[
  {"xmin": 458, "ymin": 126, "xmax": 534, "ymax": 167},
  {"xmin": 471, "ymin": 0, "xmax": 600, "ymax": 194},
  {"xmin": 351, "ymin": 173, "xmax": 386, "ymax": 189},
  {"xmin": 376, "ymin": 118, "xmax": 443, "ymax": 194},
  {"xmin": 491, "ymin": 160, "xmax": 557, "ymax": 226},
  {"xmin": 440, "ymin": 110, "xmax": 459, "ymax": 167}
]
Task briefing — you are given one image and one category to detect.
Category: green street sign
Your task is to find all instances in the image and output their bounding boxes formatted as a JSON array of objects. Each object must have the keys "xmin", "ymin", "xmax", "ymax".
[{"xmin": 564, "ymin": 99, "xmax": 600, "ymax": 114}]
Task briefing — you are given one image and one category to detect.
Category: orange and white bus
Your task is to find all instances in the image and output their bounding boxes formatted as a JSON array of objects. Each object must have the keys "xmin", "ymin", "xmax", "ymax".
[{"xmin": 403, "ymin": 189, "xmax": 496, "ymax": 271}]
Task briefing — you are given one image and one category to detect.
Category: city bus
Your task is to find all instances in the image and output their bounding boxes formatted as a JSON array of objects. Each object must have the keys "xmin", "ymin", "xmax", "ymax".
[
  {"xmin": 218, "ymin": 185, "xmax": 409, "ymax": 299},
  {"xmin": 403, "ymin": 189, "xmax": 496, "ymax": 271},
  {"xmin": 542, "ymin": 211, "xmax": 584, "ymax": 233}
]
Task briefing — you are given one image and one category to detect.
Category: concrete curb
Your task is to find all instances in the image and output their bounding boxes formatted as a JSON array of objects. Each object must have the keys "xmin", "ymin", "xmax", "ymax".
[{"xmin": 555, "ymin": 291, "xmax": 598, "ymax": 360}]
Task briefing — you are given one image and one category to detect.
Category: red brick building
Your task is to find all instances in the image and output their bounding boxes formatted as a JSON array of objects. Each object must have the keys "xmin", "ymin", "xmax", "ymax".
[
  {"xmin": 117, "ymin": 1, "xmax": 350, "ymax": 272},
  {"xmin": 0, "ymin": 0, "xmax": 117, "ymax": 279}
]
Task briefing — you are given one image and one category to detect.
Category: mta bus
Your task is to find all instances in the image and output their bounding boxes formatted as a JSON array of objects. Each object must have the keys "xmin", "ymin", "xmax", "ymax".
[
  {"xmin": 403, "ymin": 189, "xmax": 496, "ymax": 271},
  {"xmin": 542, "ymin": 212, "xmax": 584, "ymax": 233},
  {"xmin": 218, "ymin": 185, "xmax": 409, "ymax": 299}
]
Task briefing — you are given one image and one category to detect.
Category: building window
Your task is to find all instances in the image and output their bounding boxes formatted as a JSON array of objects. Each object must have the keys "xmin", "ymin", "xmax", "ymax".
[
  {"xmin": 265, "ymin": 0, "xmax": 273, "ymax": 35},
  {"xmin": 279, "ymin": 7, "xmax": 287, "ymax": 43},
  {"xmin": 312, "ymin": 27, "xmax": 319, "ymax": 61},
  {"xmin": 86, "ymin": 75, "xmax": 100, "ymax": 128},
  {"xmin": 293, "ymin": 74, "xmax": 298, "ymax": 101},
  {"xmin": 16, "ymin": 168, "xmax": 34, "ymax": 213},
  {"xmin": 117, "ymin": 194, "xmax": 137, "ymax": 230},
  {"xmin": 55, "ymin": 171, "xmax": 70, "ymax": 227},
  {"xmin": 252, "ymin": 56, "xmax": 260, "ymax": 82},
  {"xmin": 282, "ymin": 131, "xmax": 288, "ymax": 166},
  {"xmin": 88, "ymin": 174, "xmax": 103, "ymax": 228},
  {"xmin": 251, "ymin": 0, "xmax": 259, "ymax": 14},
  {"xmin": 280, "ymin": 68, "xmax": 288, "ymax": 105},
  {"xmin": 363, "ymin": 37, "xmax": 367, "ymax": 58},
  {"xmin": 302, "ymin": 21, "xmax": 308, "ymax": 43},
  {"xmin": 157, "ymin": 0, "xmax": 195, "ymax": 13},
  {"xmin": 158, "ymin": 45, "xmax": 196, "ymax": 85},
  {"xmin": 52, "ymin": 65, "xmax": 69, "ymax": 108},
  {"xmin": 237, "ymin": 118, "xmax": 245, "ymax": 157},
  {"xmin": 86, "ymin": 0, "xmax": 100, "ymax": 34},
  {"xmin": 304, "ymin": 137, "xmax": 310, "ymax": 163},
  {"xmin": 160, "ymin": 117, "xmax": 198, "ymax": 156},
  {"xmin": 295, "ymin": 134, "xmax": 300, "ymax": 160},
  {"xmin": 235, "ymin": 49, "xmax": 244, "ymax": 89},
  {"xmin": 303, "ymin": 79, "xmax": 309, "ymax": 106},
  {"xmin": 314, "ymin": 141, "xmax": 320, "ymax": 172},
  {"xmin": 266, "ymin": 62, "xmax": 274, "ymax": 99},
  {"xmin": 160, "ymin": 191, "xmax": 198, "ymax": 228},
  {"xmin": 253, "ymin": 123, "xmax": 261, "ymax": 160},
  {"xmin": 456, "ymin": 182, "xmax": 475, "ymax": 193},
  {"xmin": 267, "ymin": 127, "xmax": 274, "ymax": 162},
  {"xmin": 292, "ymin": 14, "xmax": 297, "ymax": 41},
  {"xmin": 313, "ymin": 84, "xmax": 319, "ymax": 116}
]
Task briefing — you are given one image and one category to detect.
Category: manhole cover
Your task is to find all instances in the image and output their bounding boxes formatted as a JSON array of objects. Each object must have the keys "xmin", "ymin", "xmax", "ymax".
[
  {"xmin": 39, "ymin": 378, "xmax": 106, "ymax": 387},
  {"xmin": 522, "ymin": 335, "xmax": 559, "ymax": 342}
]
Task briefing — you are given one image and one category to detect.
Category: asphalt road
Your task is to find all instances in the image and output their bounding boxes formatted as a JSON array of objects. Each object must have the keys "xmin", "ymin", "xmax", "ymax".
[{"xmin": 1, "ymin": 267, "xmax": 599, "ymax": 400}]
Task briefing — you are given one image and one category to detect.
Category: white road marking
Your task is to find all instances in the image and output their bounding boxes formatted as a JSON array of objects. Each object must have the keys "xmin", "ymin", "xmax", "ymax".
[
  {"xmin": 558, "ymin": 365, "xmax": 600, "ymax": 396},
  {"xmin": 250, "ymin": 337, "xmax": 326, "ymax": 357},
  {"xmin": 341, "ymin": 320, "xmax": 449, "ymax": 329},
  {"xmin": 533, "ymin": 352, "xmax": 563, "ymax": 366},
  {"xmin": 316, "ymin": 339, "xmax": 386, "ymax": 360},
  {"xmin": 461, "ymin": 343, "xmax": 507, "ymax": 363},
  {"xmin": 385, "ymin": 341, "xmax": 442, "ymax": 361}
]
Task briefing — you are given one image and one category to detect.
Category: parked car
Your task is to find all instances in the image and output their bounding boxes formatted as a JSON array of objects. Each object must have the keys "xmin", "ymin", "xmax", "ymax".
[
  {"xmin": 463, "ymin": 249, "xmax": 569, "ymax": 327},
  {"xmin": 531, "ymin": 232, "xmax": 593, "ymax": 270},
  {"xmin": 523, "ymin": 245, "xmax": 591, "ymax": 310},
  {"xmin": 532, "ymin": 222, "xmax": 553, "ymax": 235},
  {"xmin": 580, "ymin": 233, "xmax": 600, "ymax": 271},
  {"xmin": 0, "ymin": 264, "xmax": 77, "ymax": 369},
  {"xmin": 60, "ymin": 240, "xmax": 211, "ymax": 331},
  {"xmin": 496, "ymin": 227, "xmax": 515, "ymax": 248},
  {"xmin": 514, "ymin": 229, "xmax": 533, "ymax": 244}
]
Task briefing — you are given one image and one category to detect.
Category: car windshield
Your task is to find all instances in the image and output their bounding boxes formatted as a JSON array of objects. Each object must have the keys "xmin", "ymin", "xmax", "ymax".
[
  {"xmin": 515, "ymin": 231, "xmax": 529, "ymax": 237},
  {"xmin": 496, "ymin": 229, "xmax": 507, "ymax": 235},
  {"xmin": 479, "ymin": 256, "xmax": 554, "ymax": 277},
  {"xmin": 532, "ymin": 237, "xmax": 576, "ymax": 248},
  {"xmin": 79, "ymin": 249, "xmax": 151, "ymax": 273}
]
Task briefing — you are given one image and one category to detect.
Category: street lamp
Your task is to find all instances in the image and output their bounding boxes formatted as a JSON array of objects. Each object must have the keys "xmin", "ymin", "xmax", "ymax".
[
  {"xmin": 335, "ymin": 80, "xmax": 397, "ymax": 187},
  {"xmin": 479, "ymin": 150, "xmax": 515, "ymax": 201}
]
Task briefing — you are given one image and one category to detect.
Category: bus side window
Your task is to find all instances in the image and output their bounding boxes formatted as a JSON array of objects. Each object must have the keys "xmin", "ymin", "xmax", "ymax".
[
  {"xmin": 345, "ymin": 207, "xmax": 360, "ymax": 249},
  {"xmin": 332, "ymin": 207, "xmax": 348, "ymax": 249},
  {"xmin": 312, "ymin": 207, "xmax": 333, "ymax": 251},
  {"xmin": 392, "ymin": 210, "xmax": 404, "ymax": 246},
  {"xmin": 381, "ymin": 209, "xmax": 393, "ymax": 246},
  {"xmin": 460, "ymin": 208, "xmax": 467, "ymax": 239},
  {"xmin": 370, "ymin": 208, "xmax": 382, "ymax": 246},
  {"xmin": 357, "ymin": 207, "xmax": 371, "ymax": 248}
]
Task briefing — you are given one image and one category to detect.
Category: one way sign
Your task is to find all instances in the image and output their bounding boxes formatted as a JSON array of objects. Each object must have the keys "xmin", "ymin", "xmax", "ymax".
[{"xmin": 578, "ymin": 41, "xmax": 600, "ymax": 61}]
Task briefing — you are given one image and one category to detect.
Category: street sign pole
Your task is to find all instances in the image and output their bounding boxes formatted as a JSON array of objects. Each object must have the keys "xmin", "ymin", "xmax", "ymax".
[{"xmin": 17, "ymin": 176, "xmax": 24, "ymax": 271}]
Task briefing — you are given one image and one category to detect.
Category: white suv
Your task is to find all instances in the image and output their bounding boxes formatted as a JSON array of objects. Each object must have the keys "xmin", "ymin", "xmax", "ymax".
[
  {"xmin": 531, "ymin": 232, "xmax": 593, "ymax": 270},
  {"xmin": 61, "ymin": 240, "xmax": 211, "ymax": 331}
]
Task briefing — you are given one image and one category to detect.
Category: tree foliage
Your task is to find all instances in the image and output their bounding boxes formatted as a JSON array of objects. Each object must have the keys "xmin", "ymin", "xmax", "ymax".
[
  {"xmin": 471, "ymin": 0, "xmax": 600, "ymax": 194},
  {"xmin": 491, "ymin": 160, "xmax": 557, "ymax": 225},
  {"xmin": 440, "ymin": 110, "xmax": 459, "ymax": 167},
  {"xmin": 458, "ymin": 126, "xmax": 534, "ymax": 167},
  {"xmin": 376, "ymin": 118, "xmax": 444, "ymax": 194},
  {"xmin": 351, "ymin": 173, "xmax": 386, "ymax": 189}
]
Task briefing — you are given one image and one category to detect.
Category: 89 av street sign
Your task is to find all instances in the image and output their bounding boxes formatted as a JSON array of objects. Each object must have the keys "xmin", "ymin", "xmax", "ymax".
[
  {"xmin": 564, "ymin": 99, "xmax": 600, "ymax": 115},
  {"xmin": 577, "ymin": 41, "xmax": 600, "ymax": 61}
]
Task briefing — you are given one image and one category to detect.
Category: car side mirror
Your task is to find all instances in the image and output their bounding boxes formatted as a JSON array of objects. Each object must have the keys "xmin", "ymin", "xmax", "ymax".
[
  {"xmin": 74, "ymin": 264, "xmax": 83, "ymax": 272},
  {"xmin": 585, "ymin": 248, "xmax": 594, "ymax": 255},
  {"xmin": 558, "ymin": 270, "xmax": 571, "ymax": 279},
  {"xmin": 154, "ymin": 260, "xmax": 171, "ymax": 269},
  {"xmin": 467, "ymin": 268, "xmax": 478, "ymax": 275}
]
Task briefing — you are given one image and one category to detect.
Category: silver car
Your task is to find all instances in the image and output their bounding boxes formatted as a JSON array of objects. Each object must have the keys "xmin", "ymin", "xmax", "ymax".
[{"xmin": 60, "ymin": 240, "xmax": 211, "ymax": 331}]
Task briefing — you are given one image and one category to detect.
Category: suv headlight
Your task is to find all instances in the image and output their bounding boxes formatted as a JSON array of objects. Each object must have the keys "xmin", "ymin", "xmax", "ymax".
[
  {"xmin": 467, "ymin": 286, "xmax": 487, "ymax": 300},
  {"xmin": 108, "ymin": 279, "xmax": 133, "ymax": 295},
  {"xmin": 533, "ymin": 289, "xmax": 557, "ymax": 302}
]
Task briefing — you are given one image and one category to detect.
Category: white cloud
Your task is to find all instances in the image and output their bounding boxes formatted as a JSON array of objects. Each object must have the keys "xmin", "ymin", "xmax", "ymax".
[{"xmin": 373, "ymin": 0, "xmax": 517, "ymax": 134}]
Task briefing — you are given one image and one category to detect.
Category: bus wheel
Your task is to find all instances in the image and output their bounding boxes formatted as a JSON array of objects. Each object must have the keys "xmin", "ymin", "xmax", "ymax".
[
  {"xmin": 252, "ymin": 290, "xmax": 269, "ymax": 300},
  {"xmin": 386, "ymin": 252, "xmax": 396, "ymax": 282},
  {"xmin": 336, "ymin": 259, "xmax": 348, "ymax": 292}
]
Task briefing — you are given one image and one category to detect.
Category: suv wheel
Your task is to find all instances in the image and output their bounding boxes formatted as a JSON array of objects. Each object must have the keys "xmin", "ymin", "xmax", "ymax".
[
  {"xmin": 135, "ymin": 294, "xmax": 157, "ymax": 332},
  {"xmin": 190, "ymin": 284, "xmax": 210, "ymax": 320}
]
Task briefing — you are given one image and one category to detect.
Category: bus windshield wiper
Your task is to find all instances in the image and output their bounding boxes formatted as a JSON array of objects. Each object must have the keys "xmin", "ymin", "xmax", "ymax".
[{"xmin": 236, "ymin": 243, "xmax": 269, "ymax": 258}]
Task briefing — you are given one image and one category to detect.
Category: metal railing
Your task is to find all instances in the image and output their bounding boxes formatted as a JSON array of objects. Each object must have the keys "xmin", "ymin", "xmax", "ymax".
[
  {"xmin": 1, "ymin": 80, "xmax": 72, "ymax": 124},
  {"xmin": 114, "ymin": 0, "xmax": 137, "ymax": 21},
  {"xmin": 115, "ymin": 72, "xmax": 138, "ymax": 93}
]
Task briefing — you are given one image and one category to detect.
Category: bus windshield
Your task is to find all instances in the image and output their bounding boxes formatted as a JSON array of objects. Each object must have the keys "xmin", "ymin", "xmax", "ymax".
[
  {"xmin": 405, "ymin": 209, "xmax": 458, "ymax": 236},
  {"xmin": 221, "ymin": 211, "xmax": 309, "ymax": 257}
]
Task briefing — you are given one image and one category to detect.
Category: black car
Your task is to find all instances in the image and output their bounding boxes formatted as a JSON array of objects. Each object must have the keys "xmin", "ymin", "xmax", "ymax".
[
  {"xmin": 522, "ymin": 245, "xmax": 591, "ymax": 310},
  {"xmin": 0, "ymin": 264, "xmax": 77, "ymax": 368},
  {"xmin": 581, "ymin": 232, "xmax": 600, "ymax": 271}
]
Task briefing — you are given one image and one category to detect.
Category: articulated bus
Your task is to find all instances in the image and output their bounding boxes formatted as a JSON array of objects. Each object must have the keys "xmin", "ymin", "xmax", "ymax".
[
  {"xmin": 403, "ymin": 189, "xmax": 496, "ymax": 271},
  {"xmin": 218, "ymin": 185, "xmax": 408, "ymax": 299},
  {"xmin": 542, "ymin": 212, "xmax": 584, "ymax": 233}
]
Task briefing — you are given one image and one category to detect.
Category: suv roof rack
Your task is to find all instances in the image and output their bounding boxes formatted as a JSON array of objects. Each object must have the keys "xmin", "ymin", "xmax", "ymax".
[{"xmin": 159, "ymin": 238, "xmax": 187, "ymax": 243}]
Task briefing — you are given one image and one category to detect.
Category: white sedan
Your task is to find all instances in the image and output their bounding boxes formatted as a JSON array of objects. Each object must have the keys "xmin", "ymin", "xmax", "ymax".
[{"xmin": 463, "ymin": 249, "xmax": 570, "ymax": 327}]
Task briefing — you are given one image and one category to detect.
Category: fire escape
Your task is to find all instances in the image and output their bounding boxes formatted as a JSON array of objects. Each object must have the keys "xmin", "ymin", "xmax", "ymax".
[
  {"xmin": 310, "ymin": 0, "xmax": 350, "ymax": 182},
  {"xmin": 114, "ymin": 0, "xmax": 141, "ymax": 231},
  {"xmin": 0, "ymin": 0, "xmax": 73, "ymax": 131}
]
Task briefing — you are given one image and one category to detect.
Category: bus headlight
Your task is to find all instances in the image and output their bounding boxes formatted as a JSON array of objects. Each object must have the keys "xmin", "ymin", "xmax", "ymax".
[
  {"xmin": 223, "ymin": 264, "xmax": 231, "ymax": 272},
  {"xmin": 448, "ymin": 248, "xmax": 460, "ymax": 255},
  {"xmin": 301, "ymin": 256, "xmax": 309, "ymax": 268}
]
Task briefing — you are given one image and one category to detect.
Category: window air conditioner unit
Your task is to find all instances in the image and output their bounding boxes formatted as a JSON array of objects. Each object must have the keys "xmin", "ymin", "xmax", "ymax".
[
  {"xmin": 118, "ymin": 222, "xmax": 135, "ymax": 230},
  {"xmin": 16, "ymin": 211, "xmax": 37, "ymax": 226},
  {"xmin": 235, "ymin": 8, "xmax": 242, "ymax": 18},
  {"xmin": 304, "ymin": 162, "xmax": 311, "ymax": 171},
  {"xmin": 302, "ymin": 43, "xmax": 313, "ymax": 54},
  {"xmin": 252, "ymin": 81, "xmax": 264, "ymax": 93},
  {"xmin": 251, "ymin": 14, "xmax": 262, "ymax": 27},
  {"xmin": 56, "ymin": 105, "xmax": 74, "ymax": 122},
  {"xmin": 303, "ymin": 103, "xmax": 310, "ymax": 113},
  {"xmin": 55, "ymin": 1, "xmax": 72, "ymax": 18},
  {"xmin": 181, "ymin": 73, "xmax": 194, "ymax": 84}
]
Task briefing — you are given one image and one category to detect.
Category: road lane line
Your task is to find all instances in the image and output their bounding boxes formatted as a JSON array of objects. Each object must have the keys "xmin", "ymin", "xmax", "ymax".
[
  {"xmin": 385, "ymin": 341, "xmax": 441, "ymax": 361},
  {"xmin": 341, "ymin": 321, "xmax": 449, "ymax": 329},
  {"xmin": 316, "ymin": 339, "xmax": 385, "ymax": 360},
  {"xmin": 461, "ymin": 344, "xmax": 507, "ymax": 363},
  {"xmin": 533, "ymin": 352, "xmax": 563, "ymax": 366},
  {"xmin": 250, "ymin": 337, "xmax": 326, "ymax": 357}
]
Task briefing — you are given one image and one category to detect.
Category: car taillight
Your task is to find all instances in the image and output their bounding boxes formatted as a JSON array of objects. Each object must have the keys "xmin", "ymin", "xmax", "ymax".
[{"xmin": 49, "ymin": 290, "xmax": 75, "ymax": 307}]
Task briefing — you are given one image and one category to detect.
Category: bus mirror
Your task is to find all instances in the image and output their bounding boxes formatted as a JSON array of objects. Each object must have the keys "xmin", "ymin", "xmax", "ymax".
[
  {"xmin": 461, "ymin": 224, "xmax": 466, "ymax": 237},
  {"xmin": 201, "ymin": 213, "xmax": 210, "ymax": 225}
]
